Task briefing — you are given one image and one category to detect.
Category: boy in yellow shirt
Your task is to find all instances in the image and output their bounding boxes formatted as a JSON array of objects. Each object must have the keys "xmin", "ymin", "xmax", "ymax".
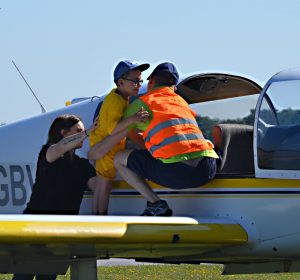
[{"xmin": 88, "ymin": 60, "xmax": 150, "ymax": 214}]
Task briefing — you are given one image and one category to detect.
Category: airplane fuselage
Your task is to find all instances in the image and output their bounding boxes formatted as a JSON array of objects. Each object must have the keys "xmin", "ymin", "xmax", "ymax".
[{"xmin": 2, "ymin": 68, "xmax": 300, "ymax": 276}]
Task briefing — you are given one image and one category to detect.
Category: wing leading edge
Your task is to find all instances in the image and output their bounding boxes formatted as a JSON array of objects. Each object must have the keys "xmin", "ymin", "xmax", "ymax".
[{"xmin": 0, "ymin": 215, "xmax": 247, "ymax": 274}]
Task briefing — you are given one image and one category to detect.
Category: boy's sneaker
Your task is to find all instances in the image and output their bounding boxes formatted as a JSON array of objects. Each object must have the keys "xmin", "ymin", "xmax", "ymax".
[{"xmin": 141, "ymin": 200, "xmax": 173, "ymax": 216}]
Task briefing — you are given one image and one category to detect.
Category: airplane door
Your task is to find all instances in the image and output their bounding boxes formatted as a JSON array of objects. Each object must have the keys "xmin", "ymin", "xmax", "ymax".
[{"xmin": 254, "ymin": 68, "xmax": 300, "ymax": 179}]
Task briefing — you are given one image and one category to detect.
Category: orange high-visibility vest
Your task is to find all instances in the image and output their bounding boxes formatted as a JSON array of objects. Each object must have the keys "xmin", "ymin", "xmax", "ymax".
[{"xmin": 140, "ymin": 87, "xmax": 213, "ymax": 159}]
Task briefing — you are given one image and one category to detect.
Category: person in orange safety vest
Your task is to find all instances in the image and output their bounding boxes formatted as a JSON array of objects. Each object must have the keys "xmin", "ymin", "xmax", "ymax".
[{"xmin": 114, "ymin": 62, "xmax": 219, "ymax": 216}]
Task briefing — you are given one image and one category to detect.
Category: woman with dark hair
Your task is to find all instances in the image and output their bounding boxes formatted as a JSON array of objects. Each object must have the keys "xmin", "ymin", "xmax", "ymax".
[
  {"xmin": 13, "ymin": 114, "xmax": 104, "ymax": 280},
  {"xmin": 24, "ymin": 114, "xmax": 106, "ymax": 215}
]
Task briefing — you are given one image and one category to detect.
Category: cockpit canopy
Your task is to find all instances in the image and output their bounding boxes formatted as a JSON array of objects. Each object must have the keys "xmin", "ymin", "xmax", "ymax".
[
  {"xmin": 177, "ymin": 74, "xmax": 261, "ymax": 104},
  {"xmin": 172, "ymin": 69, "xmax": 300, "ymax": 179},
  {"xmin": 255, "ymin": 69, "xmax": 300, "ymax": 177}
]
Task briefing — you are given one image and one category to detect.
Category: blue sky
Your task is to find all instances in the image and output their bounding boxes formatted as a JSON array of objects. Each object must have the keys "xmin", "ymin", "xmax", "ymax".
[{"xmin": 1, "ymin": 0, "xmax": 300, "ymax": 123}]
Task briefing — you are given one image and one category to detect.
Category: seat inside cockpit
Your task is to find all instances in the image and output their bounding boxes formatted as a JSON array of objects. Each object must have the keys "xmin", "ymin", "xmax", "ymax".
[
  {"xmin": 212, "ymin": 124, "xmax": 254, "ymax": 177},
  {"xmin": 176, "ymin": 73, "xmax": 261, "ymax": 178}
]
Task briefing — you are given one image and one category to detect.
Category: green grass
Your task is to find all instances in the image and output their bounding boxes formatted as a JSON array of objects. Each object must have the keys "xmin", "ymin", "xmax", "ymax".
[{"xmin": 1, "ymin": 265, "xmax": 300, "ymax": 279}]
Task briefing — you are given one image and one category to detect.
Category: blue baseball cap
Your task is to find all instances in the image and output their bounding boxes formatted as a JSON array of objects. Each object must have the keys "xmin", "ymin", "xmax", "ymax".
[
  {"xmin": 147, "ymin": 62, "xmax": 179, "ymax": 85},
  {"xmin": 114, "ymin": 60, "xmax": 150, "ymax": 83}
]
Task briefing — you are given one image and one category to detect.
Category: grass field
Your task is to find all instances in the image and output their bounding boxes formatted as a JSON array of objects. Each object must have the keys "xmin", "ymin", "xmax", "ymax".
[{"xmin": 2, "ymin": 265, "xmax": 300, "ymax": 280}]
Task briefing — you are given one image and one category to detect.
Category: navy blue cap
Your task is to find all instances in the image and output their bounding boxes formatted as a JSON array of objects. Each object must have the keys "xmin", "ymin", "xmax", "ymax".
[
  {"xmin": 114, "ymin": 60, "xmax": 150, "ymax": 83},
  {"xmin": 147, "ymin": 62, "xmax": 179, "ymax": 85}
]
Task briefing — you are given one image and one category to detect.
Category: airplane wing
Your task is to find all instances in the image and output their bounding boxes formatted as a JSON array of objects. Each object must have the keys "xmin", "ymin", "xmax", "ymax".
[{"xmin": 0, "ymin": 215, "xmax": 247, "ymax": 278}]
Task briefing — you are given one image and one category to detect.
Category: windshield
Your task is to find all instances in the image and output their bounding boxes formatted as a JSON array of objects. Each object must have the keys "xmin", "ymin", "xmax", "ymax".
[{"xmin": 257, "ymin": 80, "xmax": 300, "ymax": 170}]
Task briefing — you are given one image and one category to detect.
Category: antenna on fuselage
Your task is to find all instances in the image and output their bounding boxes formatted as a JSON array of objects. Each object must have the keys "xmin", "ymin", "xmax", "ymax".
[{"xmin": 12, "ymin": 60, "xmax": 47, "ymax": 113}]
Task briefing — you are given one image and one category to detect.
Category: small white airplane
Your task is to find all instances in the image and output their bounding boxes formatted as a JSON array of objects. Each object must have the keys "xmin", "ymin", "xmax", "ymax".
[{"xmin": 1, "ymin": 67, "xmax": 300, "ymax": 279}]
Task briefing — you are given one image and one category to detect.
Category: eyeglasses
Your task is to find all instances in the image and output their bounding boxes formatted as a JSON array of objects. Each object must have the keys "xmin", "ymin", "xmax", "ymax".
[{"xmin": 122, "ymin": 78, "xmax": 143, "ymax": 86}]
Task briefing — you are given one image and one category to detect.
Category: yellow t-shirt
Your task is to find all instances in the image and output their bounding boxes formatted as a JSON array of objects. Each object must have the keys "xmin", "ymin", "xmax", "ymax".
[{"xmin": 90, "ymin": 88, "xmax": 127, "ymax": 179}]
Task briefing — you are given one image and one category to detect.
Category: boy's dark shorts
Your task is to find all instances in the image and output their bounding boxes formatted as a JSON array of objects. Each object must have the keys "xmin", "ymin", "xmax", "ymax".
[{"xmin": 127, "ymin": 149, "xmax": 217, "ymax": 189}]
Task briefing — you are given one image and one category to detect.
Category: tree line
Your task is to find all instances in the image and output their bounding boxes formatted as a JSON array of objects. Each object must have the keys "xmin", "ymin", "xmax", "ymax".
[{"xmin": 196, "ymin": 108, "xmax": 300, "ymax": 140}]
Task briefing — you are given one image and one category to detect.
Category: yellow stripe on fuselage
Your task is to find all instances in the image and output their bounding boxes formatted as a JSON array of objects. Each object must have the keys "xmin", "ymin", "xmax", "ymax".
[{"xmin": 113, "ymin": 178, "xmax": 300, "ymax": 190}]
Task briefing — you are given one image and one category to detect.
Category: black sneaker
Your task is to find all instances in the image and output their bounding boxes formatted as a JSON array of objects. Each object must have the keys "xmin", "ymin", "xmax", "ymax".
[{"xmin": 141, "ymin": 200, "xmax": 173, "ymax": 216}]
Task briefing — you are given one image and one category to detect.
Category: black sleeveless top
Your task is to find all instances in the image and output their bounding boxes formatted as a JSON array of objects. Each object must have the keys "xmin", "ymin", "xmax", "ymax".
[{"xmin": 26, "ymin": 144, "xmax": 96, "ymax": 214}]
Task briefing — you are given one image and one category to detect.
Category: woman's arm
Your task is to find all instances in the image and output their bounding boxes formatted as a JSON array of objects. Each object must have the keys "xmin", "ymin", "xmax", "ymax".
[
  {"xmin": 88, "ymin": 108, "xmax": 149, "ymax": 160},
  {"xmin": 111, "ymin": 107, "xmax": 149, "ymax": 135},
  {"xmin": 46, "ymin": 120, "xmax": 98, "ymax": 163},
  {"xmin": 88, "ymin": 128, "xmax": 129, "ymax": 160},
  {"xmin": 46, "ymin": 131, "xmax": 88, "ymax": 162}
]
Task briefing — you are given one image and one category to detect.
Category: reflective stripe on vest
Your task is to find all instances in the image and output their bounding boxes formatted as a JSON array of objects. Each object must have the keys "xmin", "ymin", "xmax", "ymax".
[
  {"xmin": 140, "ymin": 87, "xmax": 212, "ymax": 159},
  {"xmin": 149, "ymin": 132, "xmax": 204, "ymax": 154},
  {"xmin": 144, "ymin": 118, "xmax": 200, "ymax": 144}
]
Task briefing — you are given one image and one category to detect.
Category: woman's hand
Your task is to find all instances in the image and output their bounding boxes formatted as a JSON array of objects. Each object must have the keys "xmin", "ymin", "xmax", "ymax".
[
  {"xmin": 132, "ymin": 107, "xmax": 150, "ymax": 123},
  {"xmin": 85, "ymin": 117, "xmax": 99, "ymax": 136}
]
